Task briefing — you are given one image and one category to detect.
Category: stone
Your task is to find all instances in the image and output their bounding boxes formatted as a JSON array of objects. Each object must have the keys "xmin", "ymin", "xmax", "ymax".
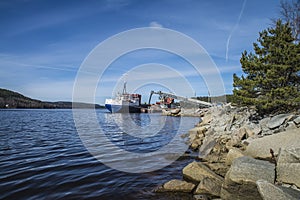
[
  {"xmin": 189, "ymin": 127, "xmax": 207, "ymax": 150},
  {"xmin": 245, "ymin": 126, "xmax": 255, "ymax": 138},
  {"xmin": 200, "ymin": 114, "xmax": 212, "ymax": 126},
  {"xmin": 225, "ymin": 114, "xmax": 236, "ymax": 131},
  {"xmin": 244, "ymin": 128, "xmax": 300, "ymax": 159},
  {"xmin": 267, "ymin": 114, "xmax": 291, "ymax": 129},
  {"xmin": 225, "ymin": 148, "xmax": 244, "ymax": 166},
  {"xmin": 180, "ymin": 133, "xmax": 189, "ymax": 139},
  {"xmin": 158, "ymin": 179, "xmax": 196, "ymax": 193},
  {"xmin": 183, "ymin": 161, "xmax": 224, "ymax": 183},
  {"xmin": 193, "ymin": 194, "xmax": 209, "ymax": 200},
  {"xmin": 293, "ymin": 116, "xmax": 300, "ymax": 125},
  {"xmin": 236, "ymin": 127, "xmax": 248, "ymax": 140},
  {"xmin": 220, "ymin": 156, "xmax": 275, "ymax": 200},
  {"xmin": 256, "ymin": 180, "xmax": 300, "ymax": 200},
  {"xmin": 285, "ymin": 121, "xmax": 297, "ymax": 130},
  {"xmin": 191, "ymin": 138, "xmax": 202, "ymax": 150},
  {"xmin": 247, "ymin": 122, "xmax": 262, "ymax": 136},
  {"xmin": 198, "ymin": 134, "xmax": 217, "ymax": 159},
  {"xmin": 212, "ymin": 125, "xmax": 227, "ymax": 133},
  {"xmin": 201, "ymin": 152, "xmax": 227, "ymax": 164},
  {"xmin": 259, "ymin": 117, "xmax": 271, "ymax": 132},
  {"xmin": 277, "ymin": 148, "xmax": 300, "ymax": 188},
  {"xmin": 189, "ymin": 127, "xmax": 207, "ymax": 137},
  {"xmin": 225, "ymin": 135, "xmax": 240, "ymax": 149},
  {"xmin": 204, "ymin": 162, "xmax": 229, "ymax": 177},
  {"xmin": 189, "ymin": 128, "xmax": 198, "ymax": 141},
  {"xmin": 194, "ymin": 177, "xmax": 223, "ymax": 197}
]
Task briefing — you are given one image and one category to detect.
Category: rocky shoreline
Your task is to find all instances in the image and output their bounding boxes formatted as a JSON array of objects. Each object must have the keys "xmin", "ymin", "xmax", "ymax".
[{"xmin": 156, "ymin": 104, "xmax": 300, "ymax": 199}]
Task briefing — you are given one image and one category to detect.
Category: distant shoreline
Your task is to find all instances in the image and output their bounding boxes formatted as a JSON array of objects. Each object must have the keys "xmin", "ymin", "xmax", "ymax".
[
  {"xmin": 0, "ymin": 107, "xmax": 106, "ymax": 110},
  {"xmin": 0, "ymin": 88, "xmax": 104, "ymax": 109}
]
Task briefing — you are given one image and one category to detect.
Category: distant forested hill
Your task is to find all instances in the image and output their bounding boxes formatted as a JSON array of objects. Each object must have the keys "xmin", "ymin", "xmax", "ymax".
[
  {"xmin": 192, "ymin": 94, "xmax": 234, "ymax": 103},
  {"xmin": 0, "ymin": 88, "xmax": 103, "ymax": 109}
]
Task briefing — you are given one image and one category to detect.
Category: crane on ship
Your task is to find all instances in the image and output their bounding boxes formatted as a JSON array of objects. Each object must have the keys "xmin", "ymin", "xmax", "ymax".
[{"xmin": 148, "ymin": 91, "xmax": 212, "ymax": 108}]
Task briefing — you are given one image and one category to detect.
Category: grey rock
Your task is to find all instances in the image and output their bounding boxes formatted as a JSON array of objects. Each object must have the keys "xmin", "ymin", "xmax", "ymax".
[
  {"xmin": 198, "ymin": 134, "xmax": 217, "ymax": 159},
  {"xmin": 235, "ymin": 127, "xmax": 248, "ymax": 140},
  {"xmin": 189, "ymin": 126, "xmax": 207, "ymax": 150},
  {"xmin": 244, "ymin": 128, "xmax": 300, "ymax": 159},
  {"xmin": 256, "ymin": 180, "xmax": 300, "ymax": 200},
  {"xmin": 183, "ymin": 161, "xmax": 224, "ymax": 183},
  {"xmin": 259, "ymin": 117, "xmax": 271, "ymax": 132},
  {"xmin": 194, "ymin": 177, "xmax": 223, "ymax": 197},
  {"xmin": 225, "ymin": 135, "xmax": 240, "ymax": 149},
  {"xmin": 189, "ymin": 128, "xmax": 199, "ymax": 141},
  {"xmin": 220, "ymin": 156, "xmax": 275, "ymax": 200},
  {"xmin": 293, "ymin": 116, "xmax": 300, "ymax": 125},
  {"xmin": 193, "ymin": 194, "xmax": 209, "ymax": 200},
  {"xmin": 290, "ymin": 184, "xmax": 300, "ymax": 191},
  {"xmin": 200, "ymin": 114, "xmax": 212, "ymax": 126},
  {"xmin": 247, "ymin": 122, "xmax": 262, "ymax": 136},
  {"xmin": 158, "ymin": 179, "xmax": 196, "ymax": 193},
  {"xmin": 225, "ymin": 114, "xmax": 236, "ymax": 131},
  {"xmin": 225, "ymin": 148, "xmax": 244, "ymax": 166},
  {"xmin": 277, "ymin": 148, "xmax": 300, "ymax": 188},
  {"xmin": 267, "ymin": 114, "xmax": 291, "ymax": 129},
  {"xmin": 285, "ymin": 121, "xmax": 297, "ymax": 131},
  {"xmin": 212, "ymin": 125, "xmax": 227, "ymax": 133},
  {"xmin": 204, "ymin": 162, "xmax": 229, "ymax": 177}
]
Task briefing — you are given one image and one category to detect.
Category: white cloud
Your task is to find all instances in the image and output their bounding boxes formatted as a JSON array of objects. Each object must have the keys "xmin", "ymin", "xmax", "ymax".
[{"xmin": 149, "ymin": 21, "xmax": 163, "ymax": 28}]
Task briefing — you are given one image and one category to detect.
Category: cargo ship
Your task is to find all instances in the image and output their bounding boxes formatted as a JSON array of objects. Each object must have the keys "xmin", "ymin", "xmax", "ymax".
[{"xmin": 105, "ymin": 82, "xmax": 142, "ymax": 113}]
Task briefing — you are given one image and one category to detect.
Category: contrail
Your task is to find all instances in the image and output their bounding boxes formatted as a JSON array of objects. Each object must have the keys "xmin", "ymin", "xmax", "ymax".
[
  {"xmin": 226, "ymin": 0, "xmax": 247, "ymax": 62},
  {"xmin": 7, "ymin": 60, "xmax": 97, "ymax": 75}
]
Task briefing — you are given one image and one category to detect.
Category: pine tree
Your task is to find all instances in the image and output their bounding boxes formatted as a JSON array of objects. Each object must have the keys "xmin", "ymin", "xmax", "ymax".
[{"xmin": 233, "ymin": 20, "xmax": 300, "ymax": 115}]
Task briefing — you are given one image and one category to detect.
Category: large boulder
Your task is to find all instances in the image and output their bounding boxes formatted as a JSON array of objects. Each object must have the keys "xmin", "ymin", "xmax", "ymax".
[
  {"xmin": 256, "ymin": 180, "xmax": 300, "ymax": 200},
  {"xmin": 267, "ymin": 114, "xmax": 291, "ymax": 129},
  {"xmin": 221, "ymin": 156, "xmax": 275, "ymax": 200},
  {"xmin": 244, "ymin": 128, "xmax": 300, "ymax": 159},
  {"xmin": 198, "ymin": 134, "xmax": 217, "ymax": 159},
  {"xmin": 157, "ymin": 179, "xmax": 196, "ymax": 193},
  {"xmin": 225, "ymin": 148, "xmax": 244, "ymax": 166},
  {"xmin": 182, "ymin": 161, "xmax": 224, "ymax": 183},
  {"xmin": 277, "ymin": 148, "xmax": 300, "ymax": 188},
  {"xmin": 194, "ymin": 177, "xmax": 223, "ymax": 197}
]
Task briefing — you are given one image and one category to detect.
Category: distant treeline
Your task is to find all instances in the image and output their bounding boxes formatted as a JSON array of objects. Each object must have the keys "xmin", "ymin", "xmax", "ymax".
[
  {"xmin": 0, "ymin": 88, "xmax": 104, "ymax": 109},
  {"xmin": 192, "ymin": 94, "xmax": 234, "ymax": 103}
]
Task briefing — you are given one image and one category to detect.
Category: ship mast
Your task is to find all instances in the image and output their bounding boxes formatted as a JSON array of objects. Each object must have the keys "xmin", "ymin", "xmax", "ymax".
[{"xmin": 122, "ymin": 81, "xmax": 127, "ymax": 95}]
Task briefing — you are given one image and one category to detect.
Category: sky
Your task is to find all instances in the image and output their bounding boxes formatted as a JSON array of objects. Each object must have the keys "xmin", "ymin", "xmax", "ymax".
[{"xmin": 0, "ymin": 0, "xmax": 281, "ymax": 104}]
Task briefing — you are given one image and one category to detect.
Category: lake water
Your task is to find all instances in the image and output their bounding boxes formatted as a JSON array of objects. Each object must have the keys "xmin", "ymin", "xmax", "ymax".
[{"xmin": 0, "ymin": 109, "xmax": 199, "ymax": 199}]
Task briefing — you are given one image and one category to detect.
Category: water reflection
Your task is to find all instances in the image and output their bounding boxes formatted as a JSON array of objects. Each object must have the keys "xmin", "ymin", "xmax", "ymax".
[{"xmin": 101, "ymin": 113, "xmax": 180, "ymax": 153}]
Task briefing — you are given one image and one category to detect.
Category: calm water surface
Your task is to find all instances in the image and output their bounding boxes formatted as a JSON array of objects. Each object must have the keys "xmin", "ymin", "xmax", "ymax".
[{"xmin": 0, "ymin": 109, "xmax": 199, "ymax": 199}]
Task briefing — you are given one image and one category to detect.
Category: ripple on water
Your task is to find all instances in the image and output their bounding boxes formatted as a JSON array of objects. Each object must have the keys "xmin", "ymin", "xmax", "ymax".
[{"xmin": 0, "ymin": 109, "xmax": 199, "ymax": 199}]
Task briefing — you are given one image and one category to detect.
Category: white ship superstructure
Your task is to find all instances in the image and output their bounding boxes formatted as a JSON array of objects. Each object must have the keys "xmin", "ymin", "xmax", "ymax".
[{"xmin": 105, "ymin": 82, "xmax": 141, "ymax": 113}]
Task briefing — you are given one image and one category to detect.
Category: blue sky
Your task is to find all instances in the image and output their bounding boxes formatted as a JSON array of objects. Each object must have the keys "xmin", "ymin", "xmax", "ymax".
[{"xmin": 0, "ymin": 0, "xmax": 281, "ymax": 104}]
